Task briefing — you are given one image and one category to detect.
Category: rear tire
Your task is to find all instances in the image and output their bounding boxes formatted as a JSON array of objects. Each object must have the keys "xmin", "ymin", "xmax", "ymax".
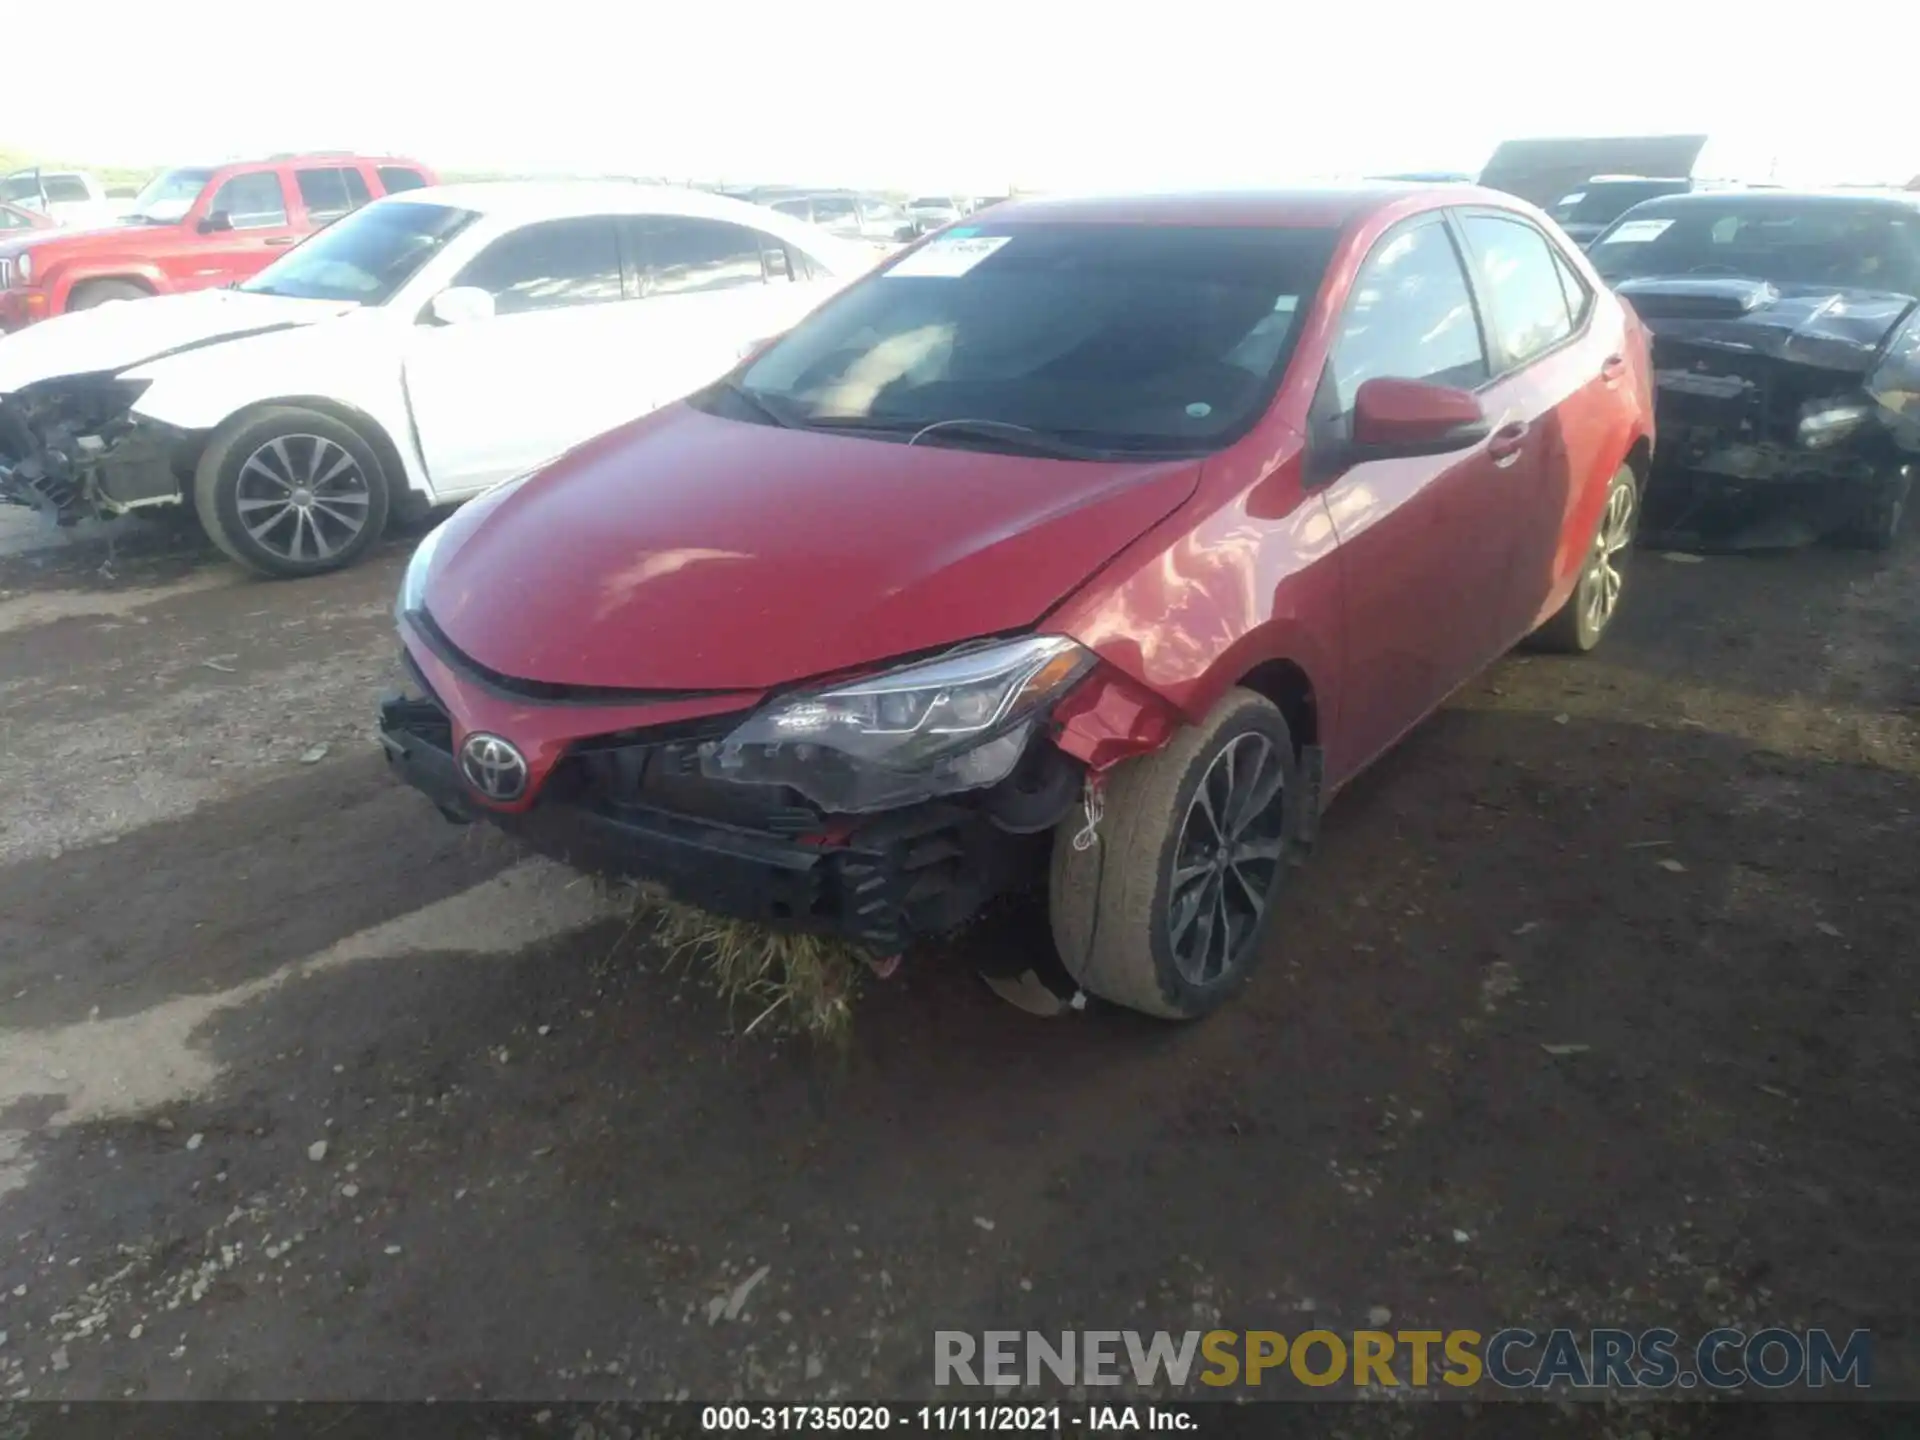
[
  {"xmin": 1049, "ymin": 689, "xmax": 1298, "ymax": 1020},
  {"xmin": 66, "ymin": 279, "xmax": 151, "ymax": 311},
  {"xmin": 193, "ymin": 406, "xmax": 390, "ymax": 578},
  {"xmin": 1828, "ymin": 469, "xmax": 1910, "ymax": 551},
  {"xmin": 1530, "ymin": 464, "xmax": 1637, "ymax": 654}
]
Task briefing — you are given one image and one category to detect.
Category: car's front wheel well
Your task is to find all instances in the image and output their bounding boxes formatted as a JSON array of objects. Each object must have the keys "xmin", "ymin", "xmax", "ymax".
[
  {"xmin": 214, "ymin": 396, "xmax": 412, "ymax": 503},
  {"xmin": 64, "ymin": 276, "xmax": 156, "ymax": 309},
  {"xmin": 1233, "ymin": 659, "xmax": 1318, "ymax": 755},
  {"xmin": 1625, "ymin": 435, "xmax": 1652, "ymax": 487}
]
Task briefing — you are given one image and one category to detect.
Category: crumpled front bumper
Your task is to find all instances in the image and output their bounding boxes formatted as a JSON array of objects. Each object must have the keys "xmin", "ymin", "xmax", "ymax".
[{"xmin": 377, "ymin": 682, "xmax": 1033, "ymax": 953}]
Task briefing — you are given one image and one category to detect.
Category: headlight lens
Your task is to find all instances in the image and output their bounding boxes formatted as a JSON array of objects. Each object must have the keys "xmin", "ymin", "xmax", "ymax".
[
  {"xmin": 16, "ymin": 251, "xmax": 33, "ymax": 286},
  {"xmin": 703, "ymin": 635, "xmax": 1096, "ymax": 812}
]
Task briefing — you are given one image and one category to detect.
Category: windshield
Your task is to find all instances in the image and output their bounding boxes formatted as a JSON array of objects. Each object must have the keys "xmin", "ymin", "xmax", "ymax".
[
  {"xmin": 729, "ymin": 222, "xmax": 1338, "ymax": 453},
  {"xmin": 239, "ymin": 200, "xmax": 477, "ymax": 304},
  {"xmin": 1590, "ymin": 201, "xmax": 1920, "ymax": 294},
  {"xmin": 127, "ymin": 167, "xmax": 216, "ymax": 223}
]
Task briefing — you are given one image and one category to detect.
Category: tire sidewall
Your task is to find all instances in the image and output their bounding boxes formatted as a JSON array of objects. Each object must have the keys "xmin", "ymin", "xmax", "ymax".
[
  {"xmin": 201, "ymin": 409, "xmax": 390, "ymax": 577},
  {"xmin": 1132, "ymin": 699, "xmax": 1298, "ymax": 1017}
]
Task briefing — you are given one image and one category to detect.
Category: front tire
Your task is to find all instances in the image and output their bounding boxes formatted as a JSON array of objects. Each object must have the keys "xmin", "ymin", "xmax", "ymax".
[
  {"xmin": 1530, "ymin": 463, "xmax": 1637, "ymax": 654},
  {"xmin": 1049, "ymin": 689, "xmax": 1298, "ymax": 1020},
  {"xmin": 193, "ymin": 406, "xmax": 391, "ymax": 578},
  {"xmin": 1828, "ymin": 468, "xmax": 1910, "ymax": 551}
]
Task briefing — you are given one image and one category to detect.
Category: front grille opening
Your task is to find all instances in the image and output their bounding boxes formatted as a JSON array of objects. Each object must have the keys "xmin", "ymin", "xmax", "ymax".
[{"xmin": 556, "ymin": 737, "xmax": 824, "ymax": 835}]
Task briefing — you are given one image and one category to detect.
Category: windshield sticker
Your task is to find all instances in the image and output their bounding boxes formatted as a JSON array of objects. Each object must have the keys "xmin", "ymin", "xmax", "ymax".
[
  {"xmin": 1601, "ymin": 219, "xmax": 1675, "ymax": 245},
  {"xmin": 887, "ymin": 234, "xmax": 1011, "ymax": 278}
]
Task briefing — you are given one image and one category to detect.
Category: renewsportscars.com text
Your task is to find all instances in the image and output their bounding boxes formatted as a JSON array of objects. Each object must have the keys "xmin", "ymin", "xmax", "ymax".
[{"xmin": 934, "ymin": 1327, "xmax": 1872, "ymax": 1391}]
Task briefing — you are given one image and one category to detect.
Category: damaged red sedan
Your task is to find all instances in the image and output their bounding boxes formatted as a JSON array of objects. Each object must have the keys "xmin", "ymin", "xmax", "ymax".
[{"xmin": 380, "ymin": 186, "xmax": 1656, "ymax": 1020}]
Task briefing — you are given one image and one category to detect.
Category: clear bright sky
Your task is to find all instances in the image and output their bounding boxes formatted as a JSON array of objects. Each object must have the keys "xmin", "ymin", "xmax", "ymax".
[{"xmin": 10, "ymin": 0, "xmax": 1918, "ymax": 192}]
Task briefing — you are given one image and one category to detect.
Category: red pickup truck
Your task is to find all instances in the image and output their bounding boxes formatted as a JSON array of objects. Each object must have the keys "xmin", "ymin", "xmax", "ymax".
[{"xmin": 0, "ymin": 152, "xmax": 436, "ymax": 331}]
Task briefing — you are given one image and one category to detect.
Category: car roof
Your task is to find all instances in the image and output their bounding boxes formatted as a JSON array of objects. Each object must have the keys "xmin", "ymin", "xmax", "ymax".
[
  {"xmin": 972, "ymin": 184, "xmax": 1517, "ymax": 229},
  {"xmin": 1617, "ymin": 187, "xmax": 1920, "ymax": 213},
  {"xmin": 378, "ymin": 180, "xmax": 875, "ymax": 267},
  {"xmin": 387, "ymin": 179, "xmax": 821, "ymax": 222}
]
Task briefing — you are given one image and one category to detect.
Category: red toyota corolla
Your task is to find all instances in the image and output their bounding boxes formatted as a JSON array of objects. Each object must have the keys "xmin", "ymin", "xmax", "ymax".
[{"xmin": 380, "ymin": 185, "xmax": 1655, "ymax": 1020}]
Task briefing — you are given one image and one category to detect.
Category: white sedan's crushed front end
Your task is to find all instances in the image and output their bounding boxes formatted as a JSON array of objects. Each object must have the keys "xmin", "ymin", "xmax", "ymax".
[{"xmin": 0, "ymin": 290, "xmax": 351, "ymax": 523}]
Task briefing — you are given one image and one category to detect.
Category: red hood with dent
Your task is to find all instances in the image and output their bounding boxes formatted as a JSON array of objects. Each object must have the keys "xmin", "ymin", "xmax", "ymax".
[{"xmin": 425, "ymin": 404, "xmax": 1203, "ymax": 692}]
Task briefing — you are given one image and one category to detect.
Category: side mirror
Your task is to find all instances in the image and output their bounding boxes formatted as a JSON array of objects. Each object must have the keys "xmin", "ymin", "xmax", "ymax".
[
  {"xmin": 197, "ymin": 211, "xmax": 234, "ymax": 234},
  {"xmin": 1349, "ymin": 377, "xmax": 1490, "ymax": 460},
  {"xmin": 426, "ymin": 286, "xmax": 496, "ymax": 326}
]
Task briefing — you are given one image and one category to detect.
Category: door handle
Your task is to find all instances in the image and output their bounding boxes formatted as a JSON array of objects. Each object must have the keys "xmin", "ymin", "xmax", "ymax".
[
  {"xmin": 264, "ymin": 236, "xmax": 296, "ymax": 247},
  {"xmin": 1488, "ymin": 420, "xmax": 1528, "ymax": 467},
  {"xmin": 1600, "ymin": 354, "xmax": 1626, "ymax": 387}
]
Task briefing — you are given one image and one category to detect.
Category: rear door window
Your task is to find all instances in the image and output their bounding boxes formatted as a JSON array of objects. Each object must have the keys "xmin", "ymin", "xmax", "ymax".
[
  {"xmin": 295, "ymin": 166, "xmax": 372, "ymax": 224},
  {"xmin": 44, "ymin": 175, "xmax": 91, "ymax": 203},
  {"xmin": 1458, "ymin": 214, "xmax": 1577, "ymax": 368},
  {"xmin": 632, "ymin": 217, "xmax": 776, "ymax": 294},
  {"xmin": 1327, "ymin": 218, "xmax": 1490, "ymax": 420},
  {"xmin": 208, "ymin": 171, "xmax": 290, "ymax": 230},
  {"xmin": 453, "ymin": 216, "xmax": 624, "ymax": 314}
]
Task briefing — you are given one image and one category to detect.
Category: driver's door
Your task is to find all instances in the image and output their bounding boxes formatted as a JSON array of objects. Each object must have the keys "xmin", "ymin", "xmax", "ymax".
[
  {"xmin": 1310, "ymin": 215, "xmax": 1510, "ymax": 778},
  {"xmin": 403, "ymin": 215, "xmax": 633, "ymax": 496},
  {"xmin": 182, "ymin": 170, "xmax": 301, "ymax": 289}
]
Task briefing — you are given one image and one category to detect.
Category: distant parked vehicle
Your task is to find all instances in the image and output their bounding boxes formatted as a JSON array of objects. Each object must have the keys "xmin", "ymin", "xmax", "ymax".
[
  {"xmin": 0, "ymin": 152, "xmax": 436, "ymax": 331},
  {"xmin": 1588, "ymin": 187, "xmax": 1920, "ymax": 549},
  {"xmin": 0, "ymin": 182, "xmax": 871, "ymax": 576},
  {"xmin": 768, "ymin": 192, "xmax": 914, "ymax": 246},
  {"xmin": 906, "ymin": 195, "xmax": 964, "ymax": 233},
  {"xmin": 1550, "ymin": 177, "xmax": 1700, "ymax": 246},
  {"xmin": 0, "ymin": 169, "xmax": 123, "ymax": 228},
  {"xmin": 0, "ymin": 201, "xmax": 57, "ymax": 234}
]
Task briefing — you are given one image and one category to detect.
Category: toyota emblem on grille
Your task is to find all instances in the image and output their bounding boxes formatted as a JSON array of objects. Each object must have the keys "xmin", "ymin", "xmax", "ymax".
[{"xmin": 459, "ymin": 732, "xmax": 528, "ymax": 802}]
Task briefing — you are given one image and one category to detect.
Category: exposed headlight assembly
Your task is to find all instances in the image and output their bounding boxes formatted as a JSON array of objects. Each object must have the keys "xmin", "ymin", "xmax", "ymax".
[
  {"xmin": 704, "ymin": 635, "xmax": 1096, "ymax": 812},
  {"xmin": 1797, "ymin": 402, "xmax": 1873, "ymax": 449}
]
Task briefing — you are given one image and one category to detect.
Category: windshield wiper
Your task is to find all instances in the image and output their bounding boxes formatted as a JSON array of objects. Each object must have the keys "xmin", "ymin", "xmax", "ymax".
[
  {"xmin": 799, "ymin": 416, "xmax": 1117, "ymax": 460},
  {"xmin": 713, "ymin": 379, "xmax": 799, "ymax": 429}
]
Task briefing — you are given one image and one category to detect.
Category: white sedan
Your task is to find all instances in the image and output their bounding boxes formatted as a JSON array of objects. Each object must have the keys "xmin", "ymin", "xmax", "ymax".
[{"xmin": 0, "ymin": 182, "xmax": 870, "ymax": 575}]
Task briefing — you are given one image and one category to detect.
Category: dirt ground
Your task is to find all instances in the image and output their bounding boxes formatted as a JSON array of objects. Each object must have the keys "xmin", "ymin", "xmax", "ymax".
[{"xmin": 0, "ymin": 508, "xmax": 1915, "ymax": 1431}]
